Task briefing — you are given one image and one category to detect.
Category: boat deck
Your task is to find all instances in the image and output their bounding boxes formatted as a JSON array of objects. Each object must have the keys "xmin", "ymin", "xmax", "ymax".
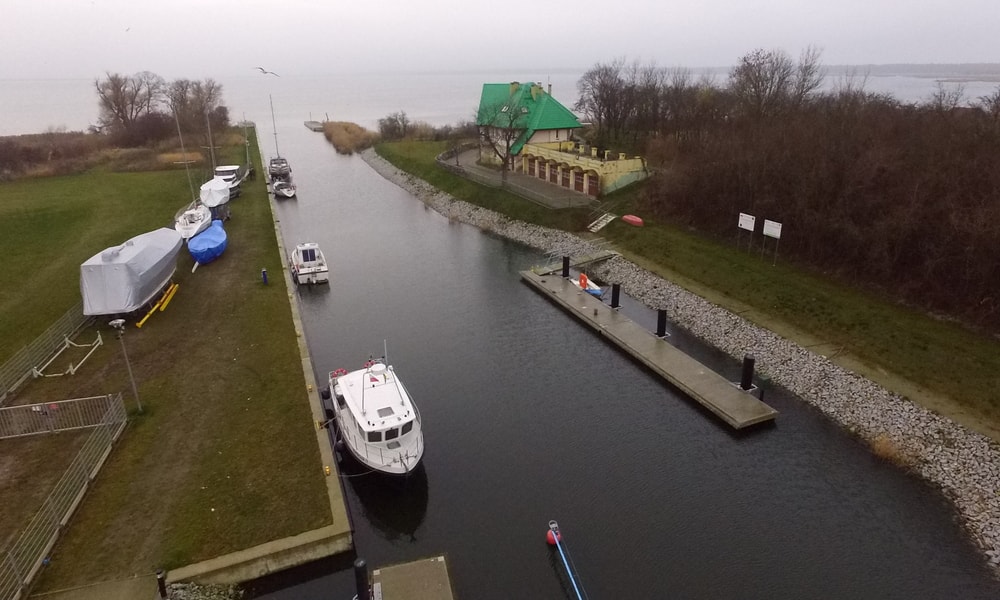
[{"xmin": 520, "ymin": 270, "xmax": 778, "ymax": 429}]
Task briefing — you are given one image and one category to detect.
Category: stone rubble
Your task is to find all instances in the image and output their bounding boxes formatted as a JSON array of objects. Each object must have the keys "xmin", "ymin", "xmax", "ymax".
[
  {"xmin": 361, "ymin": 149, "xmax": 1000, "ymax": 576},
  {"xmin": 167, "ymin": 582, "xmax": 242, "ymax": 600}
]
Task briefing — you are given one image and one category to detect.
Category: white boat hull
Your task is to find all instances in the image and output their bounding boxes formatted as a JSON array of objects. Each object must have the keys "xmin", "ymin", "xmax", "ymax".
[
  {"xmin": 293, "ymin": 268, "xmax": 329, "ymax": 285},
  {"xmin": 175, "ymin": 204, "xmax": 213, "ymax": 241},
  {"xmin": 289, "ymin": 242, "xmax": 329, "ymax": 284},
  {"xmin": 328, "ymin": 362, "xmax": 424, "ymax": 475}
]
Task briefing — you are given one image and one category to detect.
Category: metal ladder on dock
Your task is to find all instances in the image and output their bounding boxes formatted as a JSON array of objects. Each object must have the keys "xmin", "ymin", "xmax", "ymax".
[{"xmin": 586, "ymin": 212, "xmax": 616, "ymax": 232}]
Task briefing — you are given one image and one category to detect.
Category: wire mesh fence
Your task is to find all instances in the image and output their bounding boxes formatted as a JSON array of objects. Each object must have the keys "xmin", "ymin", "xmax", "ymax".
[
  {"xmin": 0, "ymin": 302, "xmax": 92, "ymax": 407},
  {"xmin": 0, "ymin": 392, "xmax": 127, "ymax": 600}
]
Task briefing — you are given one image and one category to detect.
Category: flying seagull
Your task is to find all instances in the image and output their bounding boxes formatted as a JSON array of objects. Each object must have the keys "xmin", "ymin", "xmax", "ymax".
[{"xmin": 255, "ymin": 67, "xmax": 280, "ymax": 77}]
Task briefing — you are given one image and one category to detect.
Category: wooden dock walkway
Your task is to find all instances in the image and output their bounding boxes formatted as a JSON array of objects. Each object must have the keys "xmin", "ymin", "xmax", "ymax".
[
  {"xmin": 372, "ymin": 555, "xmax": 455, "ymax": 600},
  {"xmin": 520, "ymin": 270, "xmax": 778, "ymax": 429}
]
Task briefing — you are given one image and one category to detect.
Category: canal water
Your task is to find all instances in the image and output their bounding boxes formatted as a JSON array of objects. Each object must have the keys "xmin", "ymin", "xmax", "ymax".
[{"xmin": 241, "ymin": 118, "xmax": 1000, "ymax": 599}]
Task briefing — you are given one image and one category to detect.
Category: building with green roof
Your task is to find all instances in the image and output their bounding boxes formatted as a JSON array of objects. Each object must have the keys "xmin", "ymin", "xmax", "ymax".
[{"xmin": 476, "ymin": 81, "xmax": 647, "ymax": 198}]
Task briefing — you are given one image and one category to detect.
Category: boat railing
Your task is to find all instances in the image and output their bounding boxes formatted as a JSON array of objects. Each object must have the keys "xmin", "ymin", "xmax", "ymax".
[{"xmin": 339, "ymin": 410, "xmax": 422, "ymax": 469}]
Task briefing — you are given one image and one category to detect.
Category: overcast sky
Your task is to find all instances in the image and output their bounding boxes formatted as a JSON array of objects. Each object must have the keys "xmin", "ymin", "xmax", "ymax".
[{"xmin": 3, "ymin": 0, "xmax": 998, "ymax": 80}]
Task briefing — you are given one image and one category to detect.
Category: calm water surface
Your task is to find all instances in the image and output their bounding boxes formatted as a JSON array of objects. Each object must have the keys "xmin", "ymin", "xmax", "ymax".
[{"xmin": 238, "ymin": 121, "xmax": 1000, "ymax": 599}]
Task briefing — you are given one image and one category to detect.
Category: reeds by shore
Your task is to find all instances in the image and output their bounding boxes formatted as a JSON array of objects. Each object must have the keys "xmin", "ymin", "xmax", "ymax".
[{"xmin": 322, "ymin": 121, "xmax": 379, "ymax": 155}]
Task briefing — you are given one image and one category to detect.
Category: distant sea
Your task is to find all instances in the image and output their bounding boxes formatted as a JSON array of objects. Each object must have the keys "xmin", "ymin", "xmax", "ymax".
[{"xmin": 2, "ymin": 65, "xmax": 999, "ymax": 138}]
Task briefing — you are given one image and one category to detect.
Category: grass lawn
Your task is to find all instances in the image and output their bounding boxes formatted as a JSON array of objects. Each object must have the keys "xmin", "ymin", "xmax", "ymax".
[
  {"xmin": 0, "ymin": 128, "xmax": 330, "ymax": 589},
  {"xmin": 376, "ymin": 140, "xmax": 1000, "ymax": 439}
]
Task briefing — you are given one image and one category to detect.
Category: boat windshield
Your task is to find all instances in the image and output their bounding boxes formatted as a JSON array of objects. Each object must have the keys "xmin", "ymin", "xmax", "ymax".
[{"xmin": 301, "ymin": 248, "xmax": 316, "ymax": 262}]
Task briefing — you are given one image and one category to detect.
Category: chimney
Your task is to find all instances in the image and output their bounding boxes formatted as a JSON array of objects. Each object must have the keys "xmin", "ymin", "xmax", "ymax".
[
  {"xmin": 509, "ymin": 81, "xmax": 520, "ymax": 96},
  {"xmin": 531, "ymin": 85, "xmax": 539, "ymax": 100},
  {"xmin": 548, "ymin": 83, "xmax": 552, "ymax": 95}
]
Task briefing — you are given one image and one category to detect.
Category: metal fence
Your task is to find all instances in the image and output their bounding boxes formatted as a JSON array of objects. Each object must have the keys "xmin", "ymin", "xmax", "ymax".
[
  {"xmin": 0, "ymin": 395, "xmax": 123, "ymax": 440},
  {"xmin": 0, "ymin": 302, "xmax": 93, "ymax": 407},
  {"xmin": 0, "ymin": 393, "xmax": 127, "ymax": 600}
]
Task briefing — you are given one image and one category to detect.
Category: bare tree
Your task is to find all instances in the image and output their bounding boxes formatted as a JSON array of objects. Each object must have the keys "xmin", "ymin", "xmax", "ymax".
[
  {"xmin": 95, "ymin": 71, "xmax": 165, "ymax": 136},
  {"xmin": 791, "ymin": 45, "xmax": 825, "ymax": 105},
  {"xmin": 975, "ymin": 85, "xmax": 1000, "ymax": 123},
  {"xmin": 476, "ymin": 94, "xmax": 530, "ymax": 183},
  {"xmin": 576, "ymin": 57, "xmax": 632, "ymax": 142},
  {"xmin": 926, "ymin": 81, "xmax": 967, "ymax": 112},
  {"xmin": 167, "ymin": 78, "xmax": 228, "ymax": 150},
  {"xmin": 728, "ymin": 48, "xmax": 795, "ymax": 118}
]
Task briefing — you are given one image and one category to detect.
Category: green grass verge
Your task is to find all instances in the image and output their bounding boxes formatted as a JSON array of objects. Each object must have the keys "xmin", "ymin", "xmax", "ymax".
[
  {"xmin": 375, "ymin": 140, "xmax": 1000, "ymax": 434},
  {"xmin": 0, "ymin": 128, "xmax": 330, "ymax": 588}
]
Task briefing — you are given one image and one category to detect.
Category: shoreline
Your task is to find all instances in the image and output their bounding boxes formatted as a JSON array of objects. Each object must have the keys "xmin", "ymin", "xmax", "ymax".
[{"xmin": 360, "ymin": 147, "xmax": 1000, "ymax": 574}]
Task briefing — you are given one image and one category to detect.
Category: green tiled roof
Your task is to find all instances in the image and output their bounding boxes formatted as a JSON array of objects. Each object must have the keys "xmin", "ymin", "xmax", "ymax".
[{"xmin": 477, "ymin": 82, "xmax": 581, "ymax": 154}]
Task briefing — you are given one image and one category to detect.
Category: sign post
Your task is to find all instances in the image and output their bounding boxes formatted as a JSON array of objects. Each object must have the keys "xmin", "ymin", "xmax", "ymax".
[
  {"xmin": 737, "ymin": 212, "xmax": 756, "ymax": 252},
  {"xmin": 762, "ymin": 219, "xmax": 783, "ymax": 265}
]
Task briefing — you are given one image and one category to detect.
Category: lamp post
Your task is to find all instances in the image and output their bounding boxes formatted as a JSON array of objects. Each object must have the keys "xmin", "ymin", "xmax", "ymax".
[{"xmin": 110, "ymin": 319, "xmax": 142, "ymax": 414}]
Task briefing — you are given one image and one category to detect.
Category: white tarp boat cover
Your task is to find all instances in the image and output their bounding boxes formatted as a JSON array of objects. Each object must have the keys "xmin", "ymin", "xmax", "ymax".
[
  {"xmin": 199, "ymin": 177, "xmax": 231, "ymax": 207},
  {"xmin": 80, "ymin": 228, "xmax": 183, "ymax": 315}
]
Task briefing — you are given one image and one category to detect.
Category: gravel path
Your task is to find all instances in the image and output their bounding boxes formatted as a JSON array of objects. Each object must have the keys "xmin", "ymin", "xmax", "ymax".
[{"xmin": 362, "ymin": 148, "xmax": 1000, "ymax": 574}]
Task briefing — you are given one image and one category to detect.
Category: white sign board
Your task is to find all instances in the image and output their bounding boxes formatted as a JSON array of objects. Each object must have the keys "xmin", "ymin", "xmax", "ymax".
[
  {"xmin": 738, "ymin": 213, "xmax": 756, "ymax": 232},
  {"xmin": 763, "ymin": 219, "xmax": 783, "ymax": 239}
]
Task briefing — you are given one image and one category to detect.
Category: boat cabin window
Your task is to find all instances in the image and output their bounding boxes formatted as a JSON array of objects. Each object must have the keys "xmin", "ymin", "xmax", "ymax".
[
  {"xmin": 301, "ymin": 248, "xmax": 316, "ymax": 262},
  {"xmin": 384, "ymin": 428, "xmax": 399, "ymax": 441},
  {"xmin": 377, "ymin": 407, "xmax": 394, "ymax": 418},
  {"xmin": 401, "ymin": 421, "xmax": 413, "ymax": 435},
  {"xmin": 367, "ymin": 430, "xmax": 382, "ymax": 442}
]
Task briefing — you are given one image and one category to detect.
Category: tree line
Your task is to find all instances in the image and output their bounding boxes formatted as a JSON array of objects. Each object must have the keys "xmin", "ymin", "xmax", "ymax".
[
  {"xmin": 574, "ymin": 50, "xmax": 1000, "ymax": 331},
  {"xmin": 94, "ymin": 71, "xmax": 229, "ymax": 147}
]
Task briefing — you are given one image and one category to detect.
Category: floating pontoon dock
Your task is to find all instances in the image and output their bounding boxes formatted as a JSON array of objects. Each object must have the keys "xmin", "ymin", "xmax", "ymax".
[
  {"xmin": 304, "ymin": 121, "xmax": 324, "ymax": 132},
  {"xmin": 520, "ymin": 270, "xmax": 778, "ymax": 429},
  {"xmin": 371, "ymin": 555, "xmax": 455, "ymax": 600}
]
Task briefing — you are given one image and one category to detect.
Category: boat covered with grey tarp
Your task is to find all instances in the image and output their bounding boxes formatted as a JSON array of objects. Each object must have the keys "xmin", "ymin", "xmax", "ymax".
[{"xmin": 80, "ymin": 227, "xmax": 183, "ymax": 315}]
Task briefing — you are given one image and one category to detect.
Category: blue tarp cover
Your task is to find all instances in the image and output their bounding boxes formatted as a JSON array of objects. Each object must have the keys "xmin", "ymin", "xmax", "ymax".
[{"xmin": 189, "ymin": 220, "xmax": 228, "ymax": 264}]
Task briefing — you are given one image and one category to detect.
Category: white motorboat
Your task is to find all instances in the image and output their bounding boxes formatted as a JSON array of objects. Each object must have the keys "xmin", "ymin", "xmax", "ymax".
[
  {"xmin": 174, "ymin": 202, "xmax": 212, "ymax": 241},
  {"xmin": 273, "ymin": 179, "xmax": 297, "ymax": 198},
  {"xmin": 288, "ymin": 242, "xmax": 329, "ymax": 284},
  {"xmin": 326, "ymin": 357, "xmax": 424, "ymax": 475}
]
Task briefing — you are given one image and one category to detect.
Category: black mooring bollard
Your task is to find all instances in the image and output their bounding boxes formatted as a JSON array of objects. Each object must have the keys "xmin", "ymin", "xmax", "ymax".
[
  {"xmin": 261, "ymin": 268, "xmax": 269, "ymax": 285},
  {"xmin": 156, "ymin": 569, "xmax": 167, "ymax": 599},
  {"xmin": 656, "ymin": 309, "xmax": 667, "ymax": 337},
  {"xmin": 561, "ymin": 256, "xmax": 570, "ymax": 278},
  {"xmin": 611, "ymin": 283, "xmax": 621, "ymax": 308},
  {"xmin": 354, "ymin": 558, "xmax": 370, "ymax": 600},
  {"xmin": 740, "ymin": 353, "xmax": 756, "ymax": 390}
]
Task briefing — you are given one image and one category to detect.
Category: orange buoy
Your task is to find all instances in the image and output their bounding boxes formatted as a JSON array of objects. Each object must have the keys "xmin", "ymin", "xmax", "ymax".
[
  {"xmin": 578, "ymin": 273, "xmax": 588, "ymax": 289},
  {"xmin": 546, "ymin": 529, "xmax": 562, "ymax": 546}
]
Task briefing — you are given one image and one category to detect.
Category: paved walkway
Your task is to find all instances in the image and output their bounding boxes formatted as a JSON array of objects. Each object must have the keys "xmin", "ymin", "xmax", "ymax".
[{"xmin": 452, "ymin": 149, "xmax": 597, "ymax": 209}]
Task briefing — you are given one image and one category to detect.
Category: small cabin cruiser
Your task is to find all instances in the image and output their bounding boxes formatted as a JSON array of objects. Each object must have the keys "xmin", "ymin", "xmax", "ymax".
[
  {"xmin": 289, "ymin": 242, "xmax": 329, "ymax": 284},
  {"xmin": 268, "ymin": 157, "xmax": 291, "ymax": 179},
  {"xmin": 174, "ymin": 202, "xmax": 212, "ymax": 241},
  {"xmin": 326, "ymin": 358, "xmax": 423, "ymax": 475},
  {"xmin": 214, "ymin": 165, "xmax": 243, "ymax": 199}
]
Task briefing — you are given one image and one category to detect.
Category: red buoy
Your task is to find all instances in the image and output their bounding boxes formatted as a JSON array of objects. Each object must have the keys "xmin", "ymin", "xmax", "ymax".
[
  {"xmin": 622, "ymin": 214, "xmax": 644, "ymax": 227},
  {"xmin": 546, "ymin": 529, "xmax": 562, "ymax": 546}
]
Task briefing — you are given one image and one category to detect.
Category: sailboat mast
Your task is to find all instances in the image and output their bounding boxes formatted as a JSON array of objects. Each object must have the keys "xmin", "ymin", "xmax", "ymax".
[
  {"xmin": 173, "ymin": 108, "xmax": 197, "ymax": 203},
  {"xmin": 204, "ymin": 110, "xmax": 217, "ymax": 169},
  {"xmin": 270, "ymin": 94, "xmax": 280, "ymax": 157}
]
